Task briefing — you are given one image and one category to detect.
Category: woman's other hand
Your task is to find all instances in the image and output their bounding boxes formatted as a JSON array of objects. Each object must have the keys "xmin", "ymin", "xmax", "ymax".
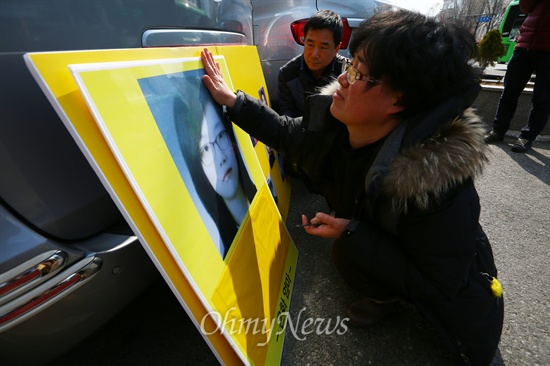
[
  {"xmin": 200, "ymin": 48, "xmax": 237, "ymax": 108},
  {"xmin": 301, "ymin": 212, "xmax": 349, "ymax": 239}
]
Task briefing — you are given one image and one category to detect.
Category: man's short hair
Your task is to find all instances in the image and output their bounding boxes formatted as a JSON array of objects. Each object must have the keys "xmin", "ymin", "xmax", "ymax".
[
  {"xmin": 304, "ymin": 9, "xmax": 343, "ymax": 47},
  {"xmin": 350, "ymin": 10, "xmax": 478, "ymax": 118}
]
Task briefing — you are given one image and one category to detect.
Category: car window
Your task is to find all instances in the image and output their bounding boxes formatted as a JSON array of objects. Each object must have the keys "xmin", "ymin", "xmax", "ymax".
[{"xmin": 0, "ymin": 0, "xmax": 253, "ymax": 52}]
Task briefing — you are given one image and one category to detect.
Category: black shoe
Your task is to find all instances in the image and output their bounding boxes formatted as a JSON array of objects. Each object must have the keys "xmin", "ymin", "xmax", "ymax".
[
  {"xmin": 484, "ymin": 131, "xmax": 504, "ymax": 143},
  {"xmin": 511, "ymin": 138, "xmax": 532, "ymax": 153},
  {"xmin": 345, "ymin": 297, "xmax": 400, "ymax": 328},
  {"xmin": 489, "ymin": 347, "xmax": 504, "ymax": 366}
]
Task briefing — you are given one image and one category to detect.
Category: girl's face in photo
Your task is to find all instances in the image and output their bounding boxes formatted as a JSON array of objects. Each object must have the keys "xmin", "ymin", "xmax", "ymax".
[{"xmin": 199, "ymin": 102, "xmax": 240, "ymax": 199}]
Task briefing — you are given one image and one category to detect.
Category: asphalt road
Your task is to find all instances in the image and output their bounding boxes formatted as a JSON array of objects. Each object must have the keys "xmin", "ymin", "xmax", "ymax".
[{"xmin": 50, "ymin": 136, "xmax": 549, "ymax": 366}]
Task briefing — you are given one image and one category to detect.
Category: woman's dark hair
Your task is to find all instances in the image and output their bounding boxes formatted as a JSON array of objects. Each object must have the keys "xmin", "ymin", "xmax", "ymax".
[
  {"xmin": 304, "ymin": 9, "xmax": 343, "ymax": 46},
  {"xmin": 173, "ymin": 79, "xmax": 255, "ymax": 258},
  {"xmin": 350, "ymin": 9, "xmax": 478, "ymax": 118}
]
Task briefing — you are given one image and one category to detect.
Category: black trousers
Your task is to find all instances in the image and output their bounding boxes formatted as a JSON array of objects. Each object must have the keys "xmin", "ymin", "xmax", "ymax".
[
  {"xmin": 332, "ymin": 237, "xmax": 399, "ymax": 301},
  {"xmin": 492, "ymin": 48, "xmax": 550, "ymax": 141}
]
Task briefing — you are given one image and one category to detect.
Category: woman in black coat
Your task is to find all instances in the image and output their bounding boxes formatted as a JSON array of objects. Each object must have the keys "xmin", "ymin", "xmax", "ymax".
[{"xmin": 199, "ymin": 9, "xmax": 504, "ymax": 365}]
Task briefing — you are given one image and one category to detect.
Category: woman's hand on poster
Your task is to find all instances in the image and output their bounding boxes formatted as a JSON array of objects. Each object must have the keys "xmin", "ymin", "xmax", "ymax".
[
  {"xmin": 301, "ymin": 212, "xmax": 349, "ymax": 239},
  {"xmin": 201, "ymin": 48, "xmax": 237, "ymax": 108}
]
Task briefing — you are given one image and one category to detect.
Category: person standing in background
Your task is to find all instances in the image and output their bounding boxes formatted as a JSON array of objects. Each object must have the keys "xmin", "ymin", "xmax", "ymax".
[{"xmin": 484, "ymin": 0, "xmax": 550, "ymax": 153}]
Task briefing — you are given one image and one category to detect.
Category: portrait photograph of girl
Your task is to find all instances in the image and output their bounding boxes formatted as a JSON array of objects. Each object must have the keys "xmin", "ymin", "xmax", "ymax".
[{"xmin": 138, "ymin": 68, "xmax": 256, "ymax": 259}]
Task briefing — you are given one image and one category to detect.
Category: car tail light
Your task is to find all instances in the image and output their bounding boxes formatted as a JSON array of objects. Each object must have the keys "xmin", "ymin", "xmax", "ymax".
[
  {"xmin": 340, "ymin": 19, "xmax": 352, "ymax": 49},
  {"xmin": 290, "ymin": 18, "xmax": 352, "ymax": 49},
  {"xmin": 290, "ymin": 19, "xmax": 308, "ymax": 45}
]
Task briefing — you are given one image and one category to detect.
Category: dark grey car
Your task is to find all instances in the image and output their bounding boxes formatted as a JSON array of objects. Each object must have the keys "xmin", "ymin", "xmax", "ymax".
[{"xmin": 0, "ymin": 1, "xmax": 253, "ymax": 364}]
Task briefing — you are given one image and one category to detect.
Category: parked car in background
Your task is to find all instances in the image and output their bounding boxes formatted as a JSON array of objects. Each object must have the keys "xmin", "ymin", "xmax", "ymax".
[
  {"xmin": 141, "ymin": 0, "xmax": 386, "ymax": 111},
  {"xmin": 252, "ymin": 0, "xmax": 387, "ymax": 111},
  {"xmin": 0, "ymin": 0, "xmax": 253, "ymax": 364}
]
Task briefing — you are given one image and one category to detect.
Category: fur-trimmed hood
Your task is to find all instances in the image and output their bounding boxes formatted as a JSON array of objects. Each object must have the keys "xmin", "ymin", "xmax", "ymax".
[
  {"xmin": 384, "ymin": 109, "xmax": 489, "ymax": 212},
  {"xmin": 320, "ymin": 80, "xmax": 490, "ymax": 212}
]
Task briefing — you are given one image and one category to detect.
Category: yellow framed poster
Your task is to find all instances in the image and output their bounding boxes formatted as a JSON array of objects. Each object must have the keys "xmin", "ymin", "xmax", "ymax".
[{"xmin": 24, "ymin": 46, "xmax": 297, "ymax": 366}]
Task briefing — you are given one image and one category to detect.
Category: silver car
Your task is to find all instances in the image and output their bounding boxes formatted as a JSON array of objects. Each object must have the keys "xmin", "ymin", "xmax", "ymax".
[
  {"xmin": 142, "ymin": 0, "xmax": 385, "ymax": 110},
  {"xmin": 252, "ymin": 0, "xmax": 385, "ymax": 110}
]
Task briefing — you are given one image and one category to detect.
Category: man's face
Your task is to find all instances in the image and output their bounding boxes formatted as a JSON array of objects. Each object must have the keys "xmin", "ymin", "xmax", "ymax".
[{"xmin": 303, "ymin": 28, "xmax": 340, "ymax": 78}]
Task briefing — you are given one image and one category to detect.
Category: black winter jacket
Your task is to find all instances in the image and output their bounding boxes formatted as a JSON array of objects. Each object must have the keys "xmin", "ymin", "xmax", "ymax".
[
  {"xmin": 227, "ymin": 82, "xmax": 504, "ymax": 365},
  {"xmin": 276, "ymin": 53, "xmax": 346, "ymax": 117}
]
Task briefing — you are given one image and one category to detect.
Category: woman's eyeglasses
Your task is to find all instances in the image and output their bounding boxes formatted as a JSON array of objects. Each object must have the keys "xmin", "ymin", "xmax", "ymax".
[
  {"xmin": 200, "ymin": 130, "xmax": 230, "ymax": 165},
  {"xmin": 343, "ymin": 60, "xmax": 382, "ymax": 85}
]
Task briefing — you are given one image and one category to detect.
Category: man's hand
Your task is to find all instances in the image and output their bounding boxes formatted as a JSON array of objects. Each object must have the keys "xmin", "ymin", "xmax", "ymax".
[
  {"xmin": 200, "ymin": 48, "xmax": 237, "ymax": 108},
  {"xmin": 301, "ymin": 212, "xmax": 350, "ymax": 239}
]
